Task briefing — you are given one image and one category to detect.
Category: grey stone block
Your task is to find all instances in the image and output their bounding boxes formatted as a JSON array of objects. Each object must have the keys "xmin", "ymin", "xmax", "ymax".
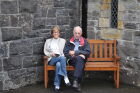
[
  {"xmin": 134, "ymin": 59, "xmax": 140, "ymax": 70},
  {"xmin": 10, "ymin": 40, "xmax": 32, "ymax": 55},
  {"xmin": 22, "ymin": 27, "xmax": 38, "ymax": 38},
  {"xmin": 10, "ymin": 15, "xmax": 31, "ymax": 27},
  {"xmin": 124, "ymin": 23, "xmax": 137, "ymax": 29},
  {"xmin": 0, "ymin": 81, "xmax": 3, "ymax": 91},
  {"xmin": 8, "ymin": 69, "xmax": 26, "ymax": 80},
  {"xmin": 1, "ymin": 1, "xmax": 18, "ymax": 14},
  {"xmin": 23, "ymin": 55, "xmax": 43, "ymax": 68},
  {"xmin": 23, "ymin": 56, "xmax": 35, "ymax": 68},
  {"xmin": 1, "ymin": 28, "xmax": 22, "ymax": 41},
  {"xmin": 137, "ymin": 23, "xmax": 140, "ymax": 30},
  {"xmin": 34, "ymin": 6, "xmax": 48, "ymax": 18},
  {"xmin": 54, "ymin": 0, "xmax": 65, "ymax": 7},
  {"xmin": 18, "ymin": 14, "xmax": 33, "ymax": 27},
  {"xmin": 65, "ymin": 0, "xmax": 76, "ymax": 9},
  {"xmin": 47, "ymin": 8, "xmax": 56, "ymax": 17},
  {"xmin": 3, "ymin": 56, "xmax": 22, "ymax": 71},
  {"xmin": 7, "ymin": 68, "xmax": 36, "ymax": 88},
  {"xmin": 46, "ymin": 18, "xmax": 56, "ymax": 25},
  {"xmin": 122, "ymin": 31, "xmax": 133, "ymax": 41},
  {"xmin": 134, "ymin": 37, "xmax": 140, "ymax": 45},
  {"xmin": 10, "ymin": 15, "xmax": 19, "ymax": 27},
  {"xmin": 0, "ymin": 59, "xmax": 2, "ymax": 71},
  {"xmin": 33, "ymin": 43, "xmax": 44, "ymax": 54},
  {"xmin": 19, "ymin": 0, "xmax": 37, "ymax": 13},
  {"xmin": 134, "ymin": 31, "xmax": 140, "ymax": 36},
  {"xmin": 87, "ymin": 31, "xmax": 95, "ymax": 39},
  {"xmin": 88, "ymin": 20, "xmax": 95, "ymax": 26},
  {"xmin": 30, "ymin": 37, "xmax": 45, "ymax": 44},
  {"xmin": 0, "ymin": 43, "xmax": 8, "ymax": 58},
  {"xmin": 56, "ymin": 9, "xmax": 69, "ymax": 17},
  {"xmin": 45, "ymin": 25, "xmax": 54, "ymax": 30},
  {"xmin": 119, "ymin": 46, "xmax": 139, "ymax": 58},
  {"xmin": 0, "ymin": 15, "xmax": 10, "ymax": 27},
  {"xmin": 65, "ymin": 30, "xmax": 72, "ymax": 39},
  {"xmin": 88, "ymin": 11, "xmax": 100, "ymax": 20},
  {"xmin": 124, "ymin": 11, "xmax": 138, "ymax": 22},
  {"xmin": 92, "ymin": 11, "xmax": 100, "ymax": 19},
  {"xmin": 69, "ymin": 9, "xmax": 75, "ymax": 17},
  {"xmin": 33, "ymin": 19, "xmax": 45, "ymax": 30},
  {"xmin": 69, "ymin": 19, "xmax": 77, "ymax": 28},
  {"xmin": 57, "ymin": 17, "xmax": 69, "ymax": 25},
  {"xmin": 23, "ymin": 31, "xmax": 39, "ymax": 39}
]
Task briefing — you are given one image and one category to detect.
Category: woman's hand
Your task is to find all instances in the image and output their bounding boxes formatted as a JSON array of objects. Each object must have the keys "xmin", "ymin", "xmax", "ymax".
[{"xmin": 51, "ymin": 52, "xmax": 56, "ymax": 57}]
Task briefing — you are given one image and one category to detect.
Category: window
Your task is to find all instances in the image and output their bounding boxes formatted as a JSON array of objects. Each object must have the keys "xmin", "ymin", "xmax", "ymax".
[{"xmin": 111, "ymin": 0, "xmax": 118, "ymax": 28}]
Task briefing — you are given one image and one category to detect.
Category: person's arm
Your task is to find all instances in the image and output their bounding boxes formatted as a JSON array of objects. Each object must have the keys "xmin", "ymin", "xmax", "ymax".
[
  {"xmin": 44, "ymin": 39, "xmax": 53, "ymax": 57},
  {"xmin": 63, "ymin": 41, "xmax": 72, "ymax": 59}
]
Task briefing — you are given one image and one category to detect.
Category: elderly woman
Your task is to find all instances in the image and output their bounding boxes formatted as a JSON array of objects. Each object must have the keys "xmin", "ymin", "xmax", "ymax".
[{"xmin": 44, "ymin": 26, "xmax": 71, "ymax": 92}]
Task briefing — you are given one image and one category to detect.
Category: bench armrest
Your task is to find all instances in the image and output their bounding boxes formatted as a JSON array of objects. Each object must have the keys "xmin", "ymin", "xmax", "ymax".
[
  {"xmin": 113, "ymin": 55, "xmax": 121, "ymax": 61},
  {"xmin": 44, "ymin": 56, "xmax": 48, "ymax": 64}
]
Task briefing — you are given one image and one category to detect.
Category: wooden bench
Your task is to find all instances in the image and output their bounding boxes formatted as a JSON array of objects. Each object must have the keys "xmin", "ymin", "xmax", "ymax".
[{"xmin": 44, "ymin": 40, "xmax": 121, "ymax": 88}]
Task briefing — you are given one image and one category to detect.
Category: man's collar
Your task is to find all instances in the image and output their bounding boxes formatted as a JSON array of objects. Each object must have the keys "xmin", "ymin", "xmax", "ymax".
[{"xmin": 70, "ymin": 36, "xmax": 85, "ymax": 46}]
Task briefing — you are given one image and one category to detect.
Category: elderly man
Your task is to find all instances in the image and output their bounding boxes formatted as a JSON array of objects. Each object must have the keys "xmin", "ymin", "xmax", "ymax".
[{"xmin": 64, "ymin": 26, "xmax": 90, "ymax": 92}]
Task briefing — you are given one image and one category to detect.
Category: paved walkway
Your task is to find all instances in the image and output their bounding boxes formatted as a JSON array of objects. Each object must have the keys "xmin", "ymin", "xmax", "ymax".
[{"xmin": 2, "ymin": 79, "xmax": 140, "ymax": 93}]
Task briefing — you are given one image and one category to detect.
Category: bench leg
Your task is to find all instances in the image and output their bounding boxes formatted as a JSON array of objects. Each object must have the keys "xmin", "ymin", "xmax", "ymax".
[
  {"xmin": 116, "ymin": 69, "xmax": 120, "ymax": 88},
  {"xmin": 44, "ymin": 66, "xmax": 48, "ymax": 88},
  {"xmin": 114, "ymin": 71, "xmax": 117, "ymax": 86}
]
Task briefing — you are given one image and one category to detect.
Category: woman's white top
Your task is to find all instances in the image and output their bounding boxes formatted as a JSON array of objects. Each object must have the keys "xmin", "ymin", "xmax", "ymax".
[{"xmin": 44, "ymin": 38, "xmax": 66, "ymax": 61}]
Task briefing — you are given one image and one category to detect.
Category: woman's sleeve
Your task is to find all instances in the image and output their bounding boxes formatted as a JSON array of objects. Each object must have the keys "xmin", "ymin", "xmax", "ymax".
[{"xmin": 44, "ymin": 40, "xmax": 52, "ymax": 57}]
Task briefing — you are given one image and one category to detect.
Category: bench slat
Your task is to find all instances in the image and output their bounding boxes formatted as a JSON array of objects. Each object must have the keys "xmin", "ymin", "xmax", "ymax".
[
  {"xmin": 104, "ymin": 43, "xmax": 108, "ymax": 57},
  {"xmin": 90, "ymin": 43, "xmax": 93, "ymax": 57},
  {"xmin": 88, "ymin": 40, "xmax": 115, "ymax": 43},
  {"xmin": 87, "ymin": 58, "xmax": 115, "ymax": 61},
  {"xmin": 94, "ymin": 44, "xmax": 98, "ymax": 58},
  {"xmin": 99, "ymin": 44, "xmax": 103, "ymax": 58},
  {"xmin": 109, "ymin": 43, "xmax": 113, "ymax": 57}
]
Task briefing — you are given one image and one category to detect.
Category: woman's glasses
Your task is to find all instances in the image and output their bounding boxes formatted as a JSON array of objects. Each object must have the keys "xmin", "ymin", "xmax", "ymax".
[{"xmin": 53, "ymin": 32, "xmax": 59, "ymax": 34}]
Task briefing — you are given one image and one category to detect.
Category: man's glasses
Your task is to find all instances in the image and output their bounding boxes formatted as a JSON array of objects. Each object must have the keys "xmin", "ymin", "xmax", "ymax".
[{"xmin": 74, "ymin": 32, "xmax": 81, "ymax": 35}]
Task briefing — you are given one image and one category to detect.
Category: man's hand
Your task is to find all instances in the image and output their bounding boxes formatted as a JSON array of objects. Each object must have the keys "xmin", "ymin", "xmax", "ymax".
[
  {"xmin": 79, "ymin": 54, "xmax": 85, "ymax": 59},
  {"xmin": 69, "ymin": 50, "xmax": 75, "ymax": 56}
]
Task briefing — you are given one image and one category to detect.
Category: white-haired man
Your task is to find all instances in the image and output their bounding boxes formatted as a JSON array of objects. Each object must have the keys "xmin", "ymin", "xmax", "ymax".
[{"xmin": 64, "ymin": 26, "xmax": 90, "ymax": 92}]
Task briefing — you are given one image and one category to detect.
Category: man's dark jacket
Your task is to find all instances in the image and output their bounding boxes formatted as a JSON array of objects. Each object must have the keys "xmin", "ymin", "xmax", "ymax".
[{"xmin": 63, "ymin": 37, "xmax": 90, "ymax": 60}]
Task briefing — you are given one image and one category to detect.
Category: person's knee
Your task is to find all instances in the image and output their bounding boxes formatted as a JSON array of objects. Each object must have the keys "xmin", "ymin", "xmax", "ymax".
[
  {"xmin": 77, "ymin": 56, "xmax": 84, "ymax": 61},
  {"xmin": 59, "ymin": 56, "xmax": 66, "ymax": 61},
  {"xmin": 56, "ymin": 62, "xmax": 61, "ymax": 67}
]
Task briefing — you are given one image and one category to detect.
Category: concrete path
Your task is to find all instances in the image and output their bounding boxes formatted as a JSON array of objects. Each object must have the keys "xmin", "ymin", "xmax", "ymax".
[{"xmin": 2, "ymin": 79, "xmax": 140, "ymax": 93}]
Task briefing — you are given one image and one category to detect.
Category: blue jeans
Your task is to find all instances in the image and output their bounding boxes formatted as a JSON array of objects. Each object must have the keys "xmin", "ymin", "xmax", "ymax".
[{"xmin": 48, "ymin": 56, "xmax": 67, "ymax": 86}]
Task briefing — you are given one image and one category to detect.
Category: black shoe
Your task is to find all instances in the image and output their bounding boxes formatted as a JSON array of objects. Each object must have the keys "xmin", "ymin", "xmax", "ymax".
[
  {"xmin": 72, "ymin": 80, "xmax": 79, "ymax": 88},
  {"xmin": 54, "ymin": 88, "xmax": 60, "ymax": 93},
  {"xmin": 65, "ymin": 82, "xmax": 71, "ymax": 87}
]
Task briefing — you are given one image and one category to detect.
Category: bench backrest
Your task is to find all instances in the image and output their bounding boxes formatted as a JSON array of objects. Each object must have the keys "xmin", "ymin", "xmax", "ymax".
[{"xmin": 87, "ymin": 40, "xmax": 117, "ymax": 62}]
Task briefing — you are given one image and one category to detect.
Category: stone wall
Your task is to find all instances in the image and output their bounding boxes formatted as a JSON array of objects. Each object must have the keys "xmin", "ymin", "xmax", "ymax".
[
  {"xmin": 118, "ymin": 0, "xmax": 140, "ymax": 87},
  {"xmin": 87, "ymin": 0, "xmax": 140, "ymax": 87},
  {"xmin": 0, "ymin": 0, "xmax": 81, "ymax": 91}
]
